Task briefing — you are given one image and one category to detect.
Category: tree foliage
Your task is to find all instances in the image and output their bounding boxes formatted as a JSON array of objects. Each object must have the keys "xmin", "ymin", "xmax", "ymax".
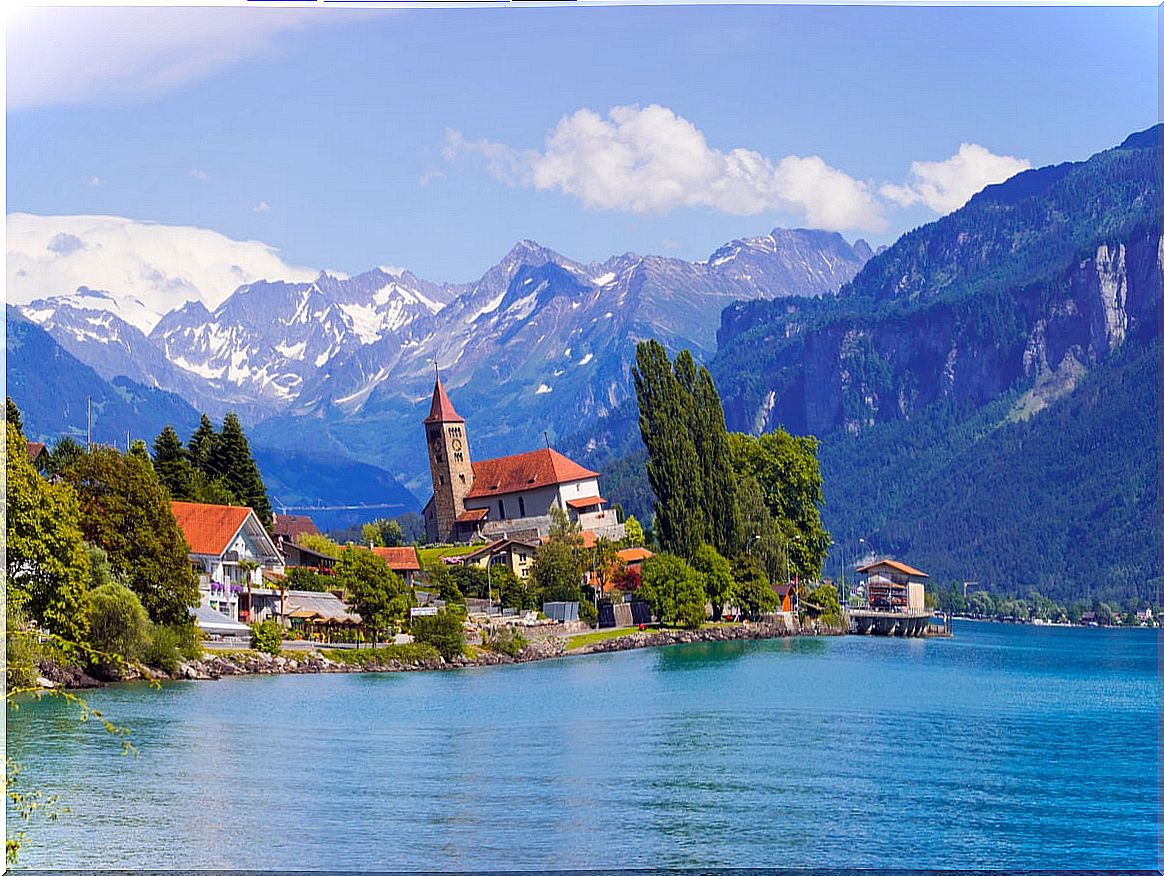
[
  {"xmin": 86, "ymin": 582, "xmax": 150, "ymax": 674},
  {"xmin": 531, "ymin": 506, "xmax": 586, "ymax": 603},
  {"xmin": 692, "ymin": 543, "xmax": 734, "ymax": 621},
  {"xmin": 58, "ymin": 445, "xmax": 199, "ymax": 626},
  {"xmin": 730, "ymin": 553, "xmax": 778, "ymax": 620},
  {"xmin": 728, "ymin": 431, "xmax": 828, "ymax": 580},
  {"xmin": 5, "ymin": 423, "xmax": 91, "ymax": 642},
  {"xmin": 640, "ymin": 553, "xmax": 707, "ymax": 629},
  {"xmin": 412, "ymin": 606, "xmax": 466, "ymax": 661},
  {"xmin": 333, "ymin": 548, "xmax": 410, "ymax": 644}
]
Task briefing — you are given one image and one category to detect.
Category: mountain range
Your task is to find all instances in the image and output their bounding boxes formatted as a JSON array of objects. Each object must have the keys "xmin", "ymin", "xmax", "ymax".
[{"xmin": 9, "ymin": 225, "xmax": 872, "ymax": 509}]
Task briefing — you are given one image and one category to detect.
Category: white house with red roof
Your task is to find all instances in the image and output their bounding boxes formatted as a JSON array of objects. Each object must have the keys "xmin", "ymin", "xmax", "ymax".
[
  {"xmin": 171, "ymin": 501, "xmax": 285, "ymax": 622},
  {"xmin": 421, "ymin": 375, "xmax": 625, "ymax": 544}
]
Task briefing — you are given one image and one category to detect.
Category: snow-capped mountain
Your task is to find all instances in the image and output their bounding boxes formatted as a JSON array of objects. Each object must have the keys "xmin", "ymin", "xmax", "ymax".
[
  {"xmin": 14, "ymin": 223, "xmax": 871, "ymax": 490},
  {"xmin": 148, "ymin": 269, "xmax": 451, "ymax": 409}
]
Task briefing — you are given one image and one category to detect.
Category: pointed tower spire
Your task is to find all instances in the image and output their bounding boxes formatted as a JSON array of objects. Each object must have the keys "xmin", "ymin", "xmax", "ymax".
[{"xmin": 424, "ymin": 373, "xmax": 464, "ymax": 424}]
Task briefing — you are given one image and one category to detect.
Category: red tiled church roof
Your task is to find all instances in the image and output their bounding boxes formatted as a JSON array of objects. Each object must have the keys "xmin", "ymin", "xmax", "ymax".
[
  {"xmin": 424, "ymin": 376, "xmax": 464, "ymax": 424},
  {"xmin": 466, "ymin": 448, "xmax": 599, "ymax": 499},
  {"xmin": 171, "ymin": 501, "xmax": 253, "ymax": 556},
  {"xmin": 272, "ymin": 513, "xmax": 320, "ymax": 542},
  {"xmin": 372, "ymin": 546, "xmax": 421, "ymax": 572}
]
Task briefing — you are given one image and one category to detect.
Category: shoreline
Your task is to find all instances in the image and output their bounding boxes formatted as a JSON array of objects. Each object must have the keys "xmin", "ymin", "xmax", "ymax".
[{"xmin": 41, "ymin": 620, "xmax": 844, "ymax": 688}]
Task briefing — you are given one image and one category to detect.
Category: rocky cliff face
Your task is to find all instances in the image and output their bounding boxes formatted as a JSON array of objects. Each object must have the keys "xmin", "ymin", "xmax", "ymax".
[
  {"xmin": 722, "ymin": 231, "xmax": 1160, "ymax": 437},
  {"xmin": 713, "ymin": 128, "xmax": 1160, "ymax": 439}
]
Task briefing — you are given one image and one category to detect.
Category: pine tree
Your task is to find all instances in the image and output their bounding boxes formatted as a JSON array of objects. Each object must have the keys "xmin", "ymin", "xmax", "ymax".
[
  {"xmin": 153, "ymin": 425, "xmax": 199, "ymax": 500},
  {"xmin": 210, "ymin": 413, "xmax": 272, "ymax": 527},
  {"xmin": 187, "ymin": 414, "xmax": 219, "ymax": 477}
]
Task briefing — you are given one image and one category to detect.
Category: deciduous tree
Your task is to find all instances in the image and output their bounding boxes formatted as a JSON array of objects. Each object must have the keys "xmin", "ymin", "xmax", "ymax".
[
  {"xmin": 59, "ymin": 446, "xmax": 198, "ymax": 626},
  {"xmin": 5, "ymin": 423, "xmax": 91, "ymax": 642},
  {"xmin": 640, "ymin": 553, "xmax": 706, "ymax": 629}
]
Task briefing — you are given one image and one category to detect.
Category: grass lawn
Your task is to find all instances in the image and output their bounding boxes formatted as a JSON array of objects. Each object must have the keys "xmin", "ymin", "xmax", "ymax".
[
  {"xmin": 565, "ymin": 627, "xmax": 659, "ymax": 651},
  {"xmin": 416, "ymin": 544, "xmax": 479, "ymax": 569}
]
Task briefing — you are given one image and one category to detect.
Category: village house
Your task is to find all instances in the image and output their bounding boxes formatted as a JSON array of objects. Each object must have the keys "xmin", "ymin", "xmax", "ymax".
[
  {"xmin": 171, "ymin": 501, "xmax": 285, "ymax": 623},
  {"xmin": 856, "ymin": 558, "xmax": 928, "ymax": 614},
  {"xmin": 460, "ymin": 538, "xmax": 539, "ymax": 580},
  {"xmin": 372, "ymin": 545, "xmax": 422, "ymax": 588},
  {"xmin": 421, "ymin": 375, "xmax": 625, "ymax": 545},
  {"xmin": 272, "ymin": 512, "xmax": 322, "ymax": 543}
]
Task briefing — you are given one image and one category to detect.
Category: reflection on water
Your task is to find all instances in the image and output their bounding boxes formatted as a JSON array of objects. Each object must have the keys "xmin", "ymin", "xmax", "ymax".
[{"xmin": 6, "ymin": 624, "xmax": 1157, "ymax": 870}]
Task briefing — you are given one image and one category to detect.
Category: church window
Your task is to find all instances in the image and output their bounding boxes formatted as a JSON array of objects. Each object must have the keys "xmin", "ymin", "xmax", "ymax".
[
  {"xmin": 459, "ymin": 474, "xmax": 466, "ymax": 484},
  {"xmin": 439, "ymin": 475, "xmax": 445, "ymax": 485},
  {"xmin": 498, "ymin": 499, "xmax": 506, "ymax": 519},
  {"xmin": 454, "ymin": 452, "xmax": 463, "ymax": 462}
]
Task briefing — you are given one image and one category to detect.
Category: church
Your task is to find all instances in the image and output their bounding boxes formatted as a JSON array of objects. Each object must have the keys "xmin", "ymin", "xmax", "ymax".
[{"xmin": 421, "ymin": 375, "xmax": 626, "ymax": 545}]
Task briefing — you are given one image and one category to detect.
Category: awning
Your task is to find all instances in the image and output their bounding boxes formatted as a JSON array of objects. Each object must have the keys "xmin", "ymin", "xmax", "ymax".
[
  {"xmin": 190, "ymin": 604, "xmax": 251, "ymax": 636},
  {"xmin": 566, "ymin": 496, "xmax": 606, "ymax": 510}
]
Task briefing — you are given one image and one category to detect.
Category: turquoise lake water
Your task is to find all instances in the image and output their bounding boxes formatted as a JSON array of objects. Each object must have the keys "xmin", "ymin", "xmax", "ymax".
[{"xmin": 6, "ymin": 622, "xmax": 1158, "ymax": 869}]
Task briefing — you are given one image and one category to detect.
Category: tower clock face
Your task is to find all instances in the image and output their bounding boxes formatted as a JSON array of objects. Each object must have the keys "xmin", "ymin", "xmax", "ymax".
[{"xmin": 451, "ymin": 438, "xmax": 463, "ymax": 452}]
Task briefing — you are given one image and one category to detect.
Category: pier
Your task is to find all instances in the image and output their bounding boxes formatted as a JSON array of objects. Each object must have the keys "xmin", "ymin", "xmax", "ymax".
[{"xmin": 846, "ymin": 608, "xmax": 950, "ymax": 637}]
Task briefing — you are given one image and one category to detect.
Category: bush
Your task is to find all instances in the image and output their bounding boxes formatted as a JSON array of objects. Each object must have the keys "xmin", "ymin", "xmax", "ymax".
[
  {"xmin": 484, "ymin": 626, "xmax": 528, "ymax": 658},
  {"xmin": 86, "ymin": 582, "xmax": 150, "ymax": 674},
  {"xmin": 578, "ymin": 597, "xmax": 598, "ymax": 629},
  {"xmin": 250, "ymin": 619, "xmax": 283, "ymax": 655},
  {"xmin": 412, "ymin": 607, "xmax": 466, "ymax": 661},
  {"xmin": 144, "ymin": 624, "xmax": 190, "ymax": 674}
]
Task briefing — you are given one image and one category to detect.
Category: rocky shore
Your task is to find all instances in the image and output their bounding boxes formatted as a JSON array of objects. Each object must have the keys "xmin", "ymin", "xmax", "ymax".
[{"xmin": 42, "ymin": 620, "xmax": 842, "ymax": 687}]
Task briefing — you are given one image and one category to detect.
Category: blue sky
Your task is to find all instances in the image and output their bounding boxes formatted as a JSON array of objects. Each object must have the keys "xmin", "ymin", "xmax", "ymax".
[{"xmin": 6, "ymin": 4, "xmax": 1157, "ymax": 282}]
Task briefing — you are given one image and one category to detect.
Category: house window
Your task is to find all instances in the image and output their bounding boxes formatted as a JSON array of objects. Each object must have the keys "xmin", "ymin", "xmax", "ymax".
[
  {"xmin": 518, "ymin": 496, "xmax": 526, "ymax": 517},
  {"xmin": 498, "ymin": 499, "xmax": 506, "ymax": 519}
]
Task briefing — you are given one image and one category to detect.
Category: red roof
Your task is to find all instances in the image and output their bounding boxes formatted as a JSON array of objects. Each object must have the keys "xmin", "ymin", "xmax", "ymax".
[
  {"xmin": 565, "ymin": 495, "xmax": 606, "ymax": 510},
  {"xmin": 423, "ymin": 376, "xmax": 464, "ymax": 424},
  {"xmin": 372, "ymin": 546, "xmax": 421, "ymax": 572},
  {"xmin": 856, "ymin": 558, "xmax": 929, "ymax": 579},
  {"xmin": 272, "ymin": 513, "xmax": 320, "ymax": 542},
  {"xmin": 26, "ymin": 441, "xmax": 47, "ymax": 461},
  {"xmin": 466, "ymin": 448, "xmax": 598, "ymax": 499},
  {"xmin": 617, "ymin": 547, "xmax": 653, "ymax": 564},
  {"xmin": 171, "ymin": 501, "xmax": 254, "ymax": 556},
  {"xmin": 457, "ymin": 508, "xmax": 489, "ymax": 522}
]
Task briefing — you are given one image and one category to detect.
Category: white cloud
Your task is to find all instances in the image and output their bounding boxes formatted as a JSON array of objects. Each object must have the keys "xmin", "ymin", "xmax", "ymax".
[
  {"xmin": 6, "ymin": 213, "xmax": 318, "ymax": 332},
  {"xmin": 189, "ymin": 169, "xmax": 210, "ymax": 181},
  {"xmin": 445, "ymin": 105, "xmax": 887, "ymax": 233},
  {"xmin": 87, "ymin": 176, "xmax": 102, "ymax": 188},
  {"xmin": 253, "ymin": 201, "xmax": 271, "ymax": 214},
  {"xmin": 880, "ymin": 143, "xmax": 1031, "ymax": 214},
  {"xmin": 6, "ymin": 7, "xmax": 359, "ymax": 111}
]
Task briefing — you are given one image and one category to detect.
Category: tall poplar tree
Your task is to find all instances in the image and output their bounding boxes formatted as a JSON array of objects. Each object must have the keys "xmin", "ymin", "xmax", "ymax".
[
  {"xmin": 633, "ymin": 340, "xmax": 705, "ymax": 559},
  {"xmin": 692, "ymin": 365, "xmax": 742, "ymax": 554}
]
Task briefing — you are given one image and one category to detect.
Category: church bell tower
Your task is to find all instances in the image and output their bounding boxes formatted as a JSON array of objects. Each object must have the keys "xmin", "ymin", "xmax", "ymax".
[{"xmin": 424, "ymin": 373, "xmax": 473, "ymax": 543}]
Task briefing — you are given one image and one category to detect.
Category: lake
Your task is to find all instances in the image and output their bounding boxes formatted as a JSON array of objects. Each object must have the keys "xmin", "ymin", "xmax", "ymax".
[{"xmin": 6, "ymin": 622, "xmax": 1157, "ymax": 869}]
